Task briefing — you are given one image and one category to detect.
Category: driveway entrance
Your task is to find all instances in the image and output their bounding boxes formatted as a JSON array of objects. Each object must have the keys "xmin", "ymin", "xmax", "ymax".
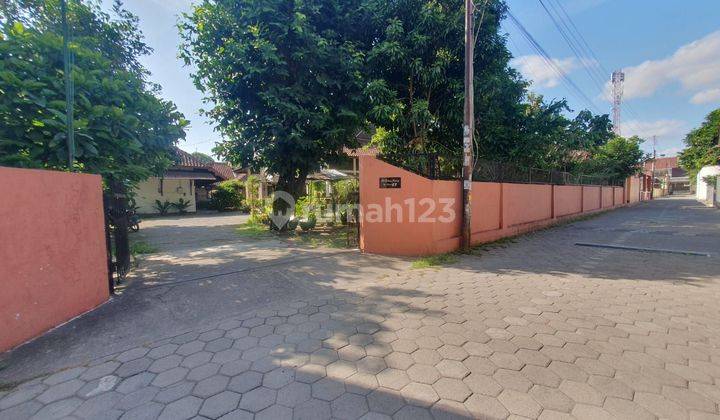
[{"xmin": 2, "ymin": 197, "xmax": 719, "ymax": 420}]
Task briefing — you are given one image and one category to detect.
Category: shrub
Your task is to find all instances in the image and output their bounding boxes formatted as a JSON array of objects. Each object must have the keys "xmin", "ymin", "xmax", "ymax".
[
  {"xmin": 300, "ymin": 214, "xmax": 317, "ymax": 231},
  {"xmin": 212, "ymin": 179, "xmax": 245, "ymax": 211},
  {"xmin": 154, "ymin": 200, "xmax": 173, "ymax": 215},
  {"xmin": 287, "ymin": 218, "xmax": 299, "ymax": 231},
  {"xmin": 173, "ymin": 198, "xmax": 192, "ymax": 214}
]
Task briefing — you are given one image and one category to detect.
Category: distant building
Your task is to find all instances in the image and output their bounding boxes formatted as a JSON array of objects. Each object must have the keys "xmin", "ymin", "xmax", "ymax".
[
  {"xmin": 133, "ymin": 147, "xmax": 235, "ymax": 214},
  {"xmin": 643, "ymin": 156, "xmax": 690, "ymax": 194}
]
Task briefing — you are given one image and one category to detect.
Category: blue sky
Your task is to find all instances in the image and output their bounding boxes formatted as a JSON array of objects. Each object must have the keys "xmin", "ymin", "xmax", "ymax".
[{"xmin": 108, "ymin": 0, "xmax": 720, "ymax": 158}]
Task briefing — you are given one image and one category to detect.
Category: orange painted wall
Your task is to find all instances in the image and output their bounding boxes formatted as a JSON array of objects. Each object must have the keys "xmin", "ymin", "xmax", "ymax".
[
  {"xmin": 614, "ymin": 187, "xmax": 624, "ymax": 206},
  {"xmin": 0, "ymin": 167, "xmax": 109, "ymax": 352},
  {"xmin": 359, "ymin": 157, "xmax": 629, "ymax": 256},
  {"xmin": 554, "ymin": 185, "xmax": 583, "ymax": 217},
  {"xmin": 582, "ymin": 186, "xmax": 601, "ymax": 211},
  {"xmin": 628, "ymin": 177, "xmax": 641, "ymax": 203},
  {"xmin": 471, "ymin": 182, "xmax": 502, "ymax": 233},
  {"xmin": 601, "ymin": 187, "xmax": 614, "ymax": 208}
]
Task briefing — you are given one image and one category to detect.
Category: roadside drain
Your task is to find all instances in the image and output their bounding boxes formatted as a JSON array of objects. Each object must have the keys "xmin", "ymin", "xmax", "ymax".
[{"xmin": 575, "ymin": 242, "xmax": 711, "ymax": 257}]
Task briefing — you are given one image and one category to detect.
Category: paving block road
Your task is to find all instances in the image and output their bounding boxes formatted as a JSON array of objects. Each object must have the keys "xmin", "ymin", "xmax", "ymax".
[{"xmin": 1, "ymin": 196, "xmax": 719, "ymax": 419}]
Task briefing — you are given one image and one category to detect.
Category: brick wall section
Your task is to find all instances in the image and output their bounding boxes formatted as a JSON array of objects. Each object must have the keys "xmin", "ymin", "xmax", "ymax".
[
  {"xmin": 360, "ymin": 156, "xmax": 636, "ymax": 256},
  {"xmin": 0, "ymin": 167, "xmax": 109, "ymax": 352}
]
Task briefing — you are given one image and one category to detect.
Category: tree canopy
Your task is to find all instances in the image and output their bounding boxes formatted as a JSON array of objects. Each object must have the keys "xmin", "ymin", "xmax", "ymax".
[
  {"xmin": 679, "ymin": 109, "xmax": 720, "ymax": 183},
  {"xmin": 180, "ymin": 0, "xmax": 367, "ymax": 198},
  {"xmin": 181, "ymin": 0, "xmax": 624, "ymax": 193},
  {"xmin": 0, "ymin": 0, "xmax": 187, "ymax": 186}
]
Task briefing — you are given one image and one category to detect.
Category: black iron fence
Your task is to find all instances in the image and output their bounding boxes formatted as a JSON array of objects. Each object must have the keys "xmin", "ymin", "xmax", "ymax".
[
  {"xmin": 377, "ymin": 153, "xmax": 625, "ymax": 187},
  {"xmin": 473, "ymin": 159, "xmax": 625, "ymax": 187},
  {"xmin": 378, "ymin": 152, "xmax": 461, "ymax": 180}
]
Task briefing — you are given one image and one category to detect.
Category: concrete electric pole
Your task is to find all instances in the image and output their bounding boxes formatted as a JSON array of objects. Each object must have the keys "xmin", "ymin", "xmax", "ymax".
[
  {"xmin": 611, "ymin": 70, "xmax": 624, "ymax": 137},
  {"xmin": 651, "ymin": 135, "xmax": 657, "ymax": 198},
  {"xmin": 461, "ymin": 0, "xmax": 475, "ymax": 251}
]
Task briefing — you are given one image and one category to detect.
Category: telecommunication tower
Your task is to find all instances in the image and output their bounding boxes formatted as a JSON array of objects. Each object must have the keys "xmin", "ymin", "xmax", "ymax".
[{"xmin": 611, "ymin": 70, "xmax": 625, "ymax": 136}]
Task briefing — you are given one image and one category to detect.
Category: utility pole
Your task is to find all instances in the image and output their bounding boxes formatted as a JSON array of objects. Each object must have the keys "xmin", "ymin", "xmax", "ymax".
[
  {"xmin": 61, "ymin": 0, "xmax": 75, "ymax": 169},
  {"xmin": 461, "ymin": 0, "xmax": 474, "ymax": 251},
  {"xmin": 650, "ymin": 135, "xmax": 657, "ymax": 199},
  {"xmin": 611, "ymin": 70, "xmax": 624, "ymax": 136}
]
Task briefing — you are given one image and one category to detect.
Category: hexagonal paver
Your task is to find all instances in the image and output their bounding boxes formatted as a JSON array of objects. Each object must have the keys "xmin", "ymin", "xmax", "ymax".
[
  {"xmin": 464, "ymin": 394, "xmax": 509, "ymax": 419},
  {"xmin": 152, "ymin": 367, "xmax": 189, "ymax": 387},
  {"xmin": 238, "ymin": 386, "xmax": 277, "ymax": 413},
  {"xmin": 376, "ymin": 369, "xmax": 410, "ymax": 391},
  {"xmin": 193, "ymin": 374, "xmax": 230, "ymax": 398},
  {"xmin": 401, "ymin": 382, "xmax": 439, "ymax": 407},
  {"xmin": 228, "ymin": 371, "xmax": 263, "ymax": 393},
  {"xmin": 294, "ymin": 398, "xmax": 332, "ymax": 420},
  {"xmin": 37, "ymin": 379, "xmax": 84, "ymax": 404},
  {"xmin": 384, "ymin": 353, "xmax": 414, "ymax": 370},
  {"xmin": 435, "ymin": 360, "xmax": 469, "ymax": 379},
  {"xmin": 412, "ymin": 349, "xmax": 442, "ymax": 365},
  {"xmin": 331, "ymin": 393, "xmax": 369, "ymax": 419},
  {"xmin": 313, "ymin": 377, "xmax": 346, "ymax": 401},
  {"xmin": 327, "ymin": 360, "xmax": 357, "ymax": 379},
  {"xmin": 498, "ymin": 389, "xmax": 542, "ymax": 418},
  {"xmin": 407, "ymin": 364, "xmax": 441, "ymax": 385},
  {"xmin": 199, "ymin": 391, "xmax": 241, "ymax": 418},
  {"xmin": 432, "ymin": 378, "xmax": 471, "ymax": 402},
  {"xmin": 277, "ymin": 382, "xmax": 312, "ymax": 407},
  {"xmin": 158, "ymin": 395, "xmax": 202, "ymax": 420}
]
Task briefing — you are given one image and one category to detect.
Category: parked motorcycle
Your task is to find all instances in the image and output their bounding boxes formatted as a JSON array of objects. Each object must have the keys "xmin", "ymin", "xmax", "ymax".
[{"xmin": 129, "ymin": 209, "xmax": 141, "ymax": 232}]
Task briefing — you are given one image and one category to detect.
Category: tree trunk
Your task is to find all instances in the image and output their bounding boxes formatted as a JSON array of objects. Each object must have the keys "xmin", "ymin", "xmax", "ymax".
[{"xmin": 273, "ymin": 169, "xmax": 308, "ymax": 230}]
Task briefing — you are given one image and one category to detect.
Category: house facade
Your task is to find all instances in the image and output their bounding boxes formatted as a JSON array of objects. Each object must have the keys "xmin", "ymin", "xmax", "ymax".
[
  {"xmin": 643, "ymin": 156, "xmax": 691, "ymax": 195},
  {"xmin": 134, "ymin": 148, "xmax": 235, "ymax": 214}
]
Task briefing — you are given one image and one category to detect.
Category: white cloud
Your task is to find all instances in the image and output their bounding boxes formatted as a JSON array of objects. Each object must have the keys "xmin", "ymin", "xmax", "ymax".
[
  {"xmin": 603, "ymin": 31, "xmax": 720, "ymax": 103},
  {"xmin": 622, "ymin": 119, "xmax": 687, "ymax": 142},
  {"xmin": 690, "ymin": 88, "xmax": 720, "ymax": 105},
  {"xmin": 511, "ymin": 55, "xmax": 595, "ymax": 88}
]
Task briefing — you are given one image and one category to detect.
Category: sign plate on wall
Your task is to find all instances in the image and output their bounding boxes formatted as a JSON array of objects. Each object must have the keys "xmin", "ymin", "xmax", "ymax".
[{"xmin": 379, "ymin": 177, "xmax": 401, "ymax": 189}]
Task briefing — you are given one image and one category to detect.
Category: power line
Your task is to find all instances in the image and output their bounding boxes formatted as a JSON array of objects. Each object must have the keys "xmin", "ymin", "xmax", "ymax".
[
  {"xmin": 537, "ymin": 0, "xmax": 609, "ymax": 99},
  {"xmin": 506, "ymin": 9, "xmax": 602, "ymax": 114},
  {"xmin": 544, "ymin": 0, "xmax": 644, "ymax": 124}
]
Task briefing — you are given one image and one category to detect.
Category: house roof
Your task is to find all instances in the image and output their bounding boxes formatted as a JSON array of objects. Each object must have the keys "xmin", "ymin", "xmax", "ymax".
[
  {"xmin": 171, "ymin": 147, "xmax": 235, "ymax": 181},
  {"xmin": 307, "ymin": 169, "xmax": 351, "ymax": 181},
  {"xmin": 643, "ymin": 156, "xmax": 679, "ymax": 172}
]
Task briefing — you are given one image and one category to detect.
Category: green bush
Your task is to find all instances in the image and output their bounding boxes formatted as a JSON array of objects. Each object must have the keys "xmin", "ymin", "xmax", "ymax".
[
  {"xmin": 212, "ymin": 179, "xmax": 245, "ymax": 211},
  {"xmin": 173, "ymin": 198, "xmax": 192, "ymax": 214},
  {"xmin": 154, "ymin": 200, "xmax": 173, "ymax": 215},
  {"xmin": 300, "ymin": 214, "xmax": 317, "ymax": 231}
]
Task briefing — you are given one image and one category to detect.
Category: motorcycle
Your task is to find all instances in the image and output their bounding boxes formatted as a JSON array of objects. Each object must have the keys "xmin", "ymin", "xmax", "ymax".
[{"xmin": 128, "ymin": 209, "xmax": 141, "ymax": 232}]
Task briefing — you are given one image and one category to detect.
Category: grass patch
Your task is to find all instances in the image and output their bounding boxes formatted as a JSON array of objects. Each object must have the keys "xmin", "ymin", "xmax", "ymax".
[
  {"xmin": 236, "ymin": 221, "xmax": 356, "ymax": 249},
  {"xmin": 411, "ymin": 253, "xmax": 458, "ymax": 269},
  {"xmin": 236, "ymin": 222, "xmax": 275, "ymax": 239},
  {"xmin": 130, "ymin": 241, "xmax": 157, "ymax": 256},
  {"xmin": 290, "ymin": 226, "xmax": 353, "ymax": 249}
]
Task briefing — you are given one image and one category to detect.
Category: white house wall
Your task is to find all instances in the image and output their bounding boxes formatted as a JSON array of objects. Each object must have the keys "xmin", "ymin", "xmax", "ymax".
[
  {"xmin": 134, "ymin": 177, "xmax": 197, "ymax": 214},
  {"xmin": 696, "ymin": 166, "xmax": 720, "ymax": 202}
]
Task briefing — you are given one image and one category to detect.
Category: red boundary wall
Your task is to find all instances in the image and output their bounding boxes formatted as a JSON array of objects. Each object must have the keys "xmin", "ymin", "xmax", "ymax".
[
  {"xmin": 0, "ymin": 166, "xmax": 109, "ymax": 352},
  {"xmin": 360, "ymin": 156, "xmax": 642, "ymax": 256}
]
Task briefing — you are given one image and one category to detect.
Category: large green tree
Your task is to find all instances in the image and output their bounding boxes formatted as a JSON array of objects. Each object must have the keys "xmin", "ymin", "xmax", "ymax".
[
  {"xmin": 0, "ymin": 1, "xmax": 187, "ymax": 185},
  {"xmin": 578, "ymin": 135, "xmax": 645, "ymax": 183},
  {"xmin": 360, "ymin": 0, "xmax": 614, "ymax": 173},
  {"xmin": 0, "ymin": 23, "xmax": 186, "ymax": 185},
  {"xmin": 180, "ymin": 0, "xmax": 367, "ymax": 200},
  {"xmin": 679, "ymin": 109, "xmax": 720, "ymax": 183},
  {"xmin": 361, "ymin": 0, "xmax": 527, "ymax": 161}
]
